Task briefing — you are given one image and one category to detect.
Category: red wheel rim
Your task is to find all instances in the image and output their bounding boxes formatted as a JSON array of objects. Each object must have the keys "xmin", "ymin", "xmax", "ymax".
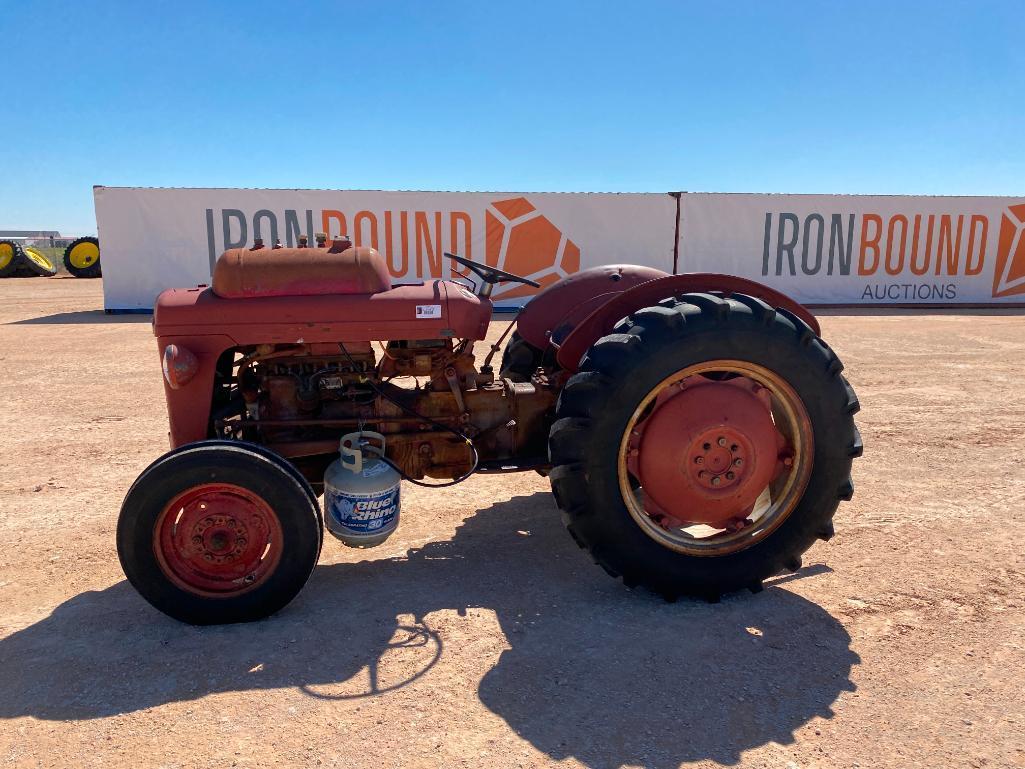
[
  {"xmin": 618, "ymin": 360, "xmax": 814, "ymax": 556},
  {"xmin": 153, "ymin": 483, "xmax": 284, "ymax": 597},
  {"xmin": 626, "ymin": 376, "xmax": 786, "ymax": 527}
]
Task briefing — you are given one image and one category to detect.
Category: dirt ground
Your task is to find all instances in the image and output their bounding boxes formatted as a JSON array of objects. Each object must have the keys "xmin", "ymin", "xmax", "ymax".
[{"xmin": 0, "ymin": 277, "xmax": 1022, "ymax": 769}]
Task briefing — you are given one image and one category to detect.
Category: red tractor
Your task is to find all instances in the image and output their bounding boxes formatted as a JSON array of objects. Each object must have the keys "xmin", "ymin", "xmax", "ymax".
[{"xmin": 118, "ymin": 238, "xmax": 860, "ymax": 624}]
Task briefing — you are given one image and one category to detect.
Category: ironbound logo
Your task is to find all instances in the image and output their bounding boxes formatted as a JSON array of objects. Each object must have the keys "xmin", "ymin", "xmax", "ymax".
[
  {"xmin": 483, "ymin": 197, "xmax": 580, "ymax": 300},
  {"xmin": 760, "ymin": 209, "xmax": 992, "ymax": 301},
  {"xmin": 993, "ymin": 203, "xmax": 1025, "ymax": 298},
  {"xmin": 203, "ymin": 196, "xmax": 581, "ymax": 298}
]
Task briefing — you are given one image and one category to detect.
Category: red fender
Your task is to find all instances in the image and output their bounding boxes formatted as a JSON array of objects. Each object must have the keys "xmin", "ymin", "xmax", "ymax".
[
  {"xmin": 554, "ymin": 273, "xmax": 821, "ymax": 372},
  {"xmin": 516, "ymin": 264, "xmax": 670, "ymax": 350}
]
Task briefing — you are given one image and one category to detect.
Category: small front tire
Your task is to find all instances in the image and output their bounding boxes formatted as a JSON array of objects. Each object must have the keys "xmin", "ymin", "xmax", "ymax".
[{"xmin": 117, "ymin": 442, "xmax": 323, "ymax": 624}]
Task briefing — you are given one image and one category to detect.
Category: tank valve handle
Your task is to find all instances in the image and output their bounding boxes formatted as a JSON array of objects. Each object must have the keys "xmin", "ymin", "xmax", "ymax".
[{"xmin": 339, "ymin": 431, "xmax": 387, "ymax": 475}]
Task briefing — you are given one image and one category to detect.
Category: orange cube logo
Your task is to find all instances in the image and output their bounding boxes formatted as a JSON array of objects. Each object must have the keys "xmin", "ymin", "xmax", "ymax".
[
  {"xmin": 483, "ymin": 197, "xmax": 581, "ymax": 300},
  {"xmin": 993, "ymin": 203, "xmax": 1025, "ymax": 298}
]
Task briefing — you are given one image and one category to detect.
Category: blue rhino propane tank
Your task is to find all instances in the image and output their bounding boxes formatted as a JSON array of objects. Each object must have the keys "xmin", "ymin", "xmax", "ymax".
[{"xmin": 324, "ymin": 431, "xmax": 401, "ymax": 547}]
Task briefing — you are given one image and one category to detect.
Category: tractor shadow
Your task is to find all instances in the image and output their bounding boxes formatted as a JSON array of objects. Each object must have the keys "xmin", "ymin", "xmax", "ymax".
[{"xmin": 0, "ymin": 492, "xmax": 857, "ymax": 767}]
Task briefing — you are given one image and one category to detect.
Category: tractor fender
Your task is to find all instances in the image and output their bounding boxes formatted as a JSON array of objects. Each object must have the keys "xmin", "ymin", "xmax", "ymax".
[
  {"xmin": 554, "ymin": 273, "xmax": 821, "ymax": 372},
  {"xmin": 516, "ymin": 264, "xmax": 669, "ymax": 350}
]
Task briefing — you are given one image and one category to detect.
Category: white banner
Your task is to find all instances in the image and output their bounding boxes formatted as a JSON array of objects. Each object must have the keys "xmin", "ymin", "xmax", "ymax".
[
  {"xmin": 680, "ymin": 193, "xmax": 1025, "ymax": 304},
  {"xmin": 94, "ymin": 187, "xmax": 678, "ymax": 311}
]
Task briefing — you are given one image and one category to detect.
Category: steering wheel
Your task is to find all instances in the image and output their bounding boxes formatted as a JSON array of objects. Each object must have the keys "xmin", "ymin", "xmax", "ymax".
[{"xmin": 445, "ymin": 252, "xmax": 540, "ymax": 297}]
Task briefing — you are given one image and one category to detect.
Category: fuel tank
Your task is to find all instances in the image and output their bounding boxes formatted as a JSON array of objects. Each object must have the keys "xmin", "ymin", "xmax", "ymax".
[{"xmin": 213, "ymin": 244, "xmax": 392, "ymax": 299}]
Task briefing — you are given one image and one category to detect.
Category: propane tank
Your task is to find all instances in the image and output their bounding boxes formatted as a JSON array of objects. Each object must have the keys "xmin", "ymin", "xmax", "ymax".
[{"xmin": 324, "ymin": 432, "xmax": 402, "ymax": 548}]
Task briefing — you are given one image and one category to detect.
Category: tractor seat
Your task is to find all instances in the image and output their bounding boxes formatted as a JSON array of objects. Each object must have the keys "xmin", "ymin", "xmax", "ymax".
[{"xmin": 212, "ymin": 242, "xmax": 392, "ymax": 299}]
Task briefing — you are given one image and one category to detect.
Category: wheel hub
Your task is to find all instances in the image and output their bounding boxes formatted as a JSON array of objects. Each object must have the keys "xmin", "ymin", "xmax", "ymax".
[
  {"xmin": 154, "ymin": 483, "xmax": 282, "ymax": 596},
  {"xmin": 190, "ymin": 513, "xmax": 250, "ymax": 563},
  {"xmin": 628, "ymin": 376, "xmax": 786, "ymax": 527},
  {"xmin": 690, "ymin": 428, "xmax": 749, "ymax": 490}
]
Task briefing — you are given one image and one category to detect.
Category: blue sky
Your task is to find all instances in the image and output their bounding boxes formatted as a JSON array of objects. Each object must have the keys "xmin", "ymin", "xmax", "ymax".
[{"xmin": 1, "ymin": 0, "xmax": 1022, "ymax": 233}]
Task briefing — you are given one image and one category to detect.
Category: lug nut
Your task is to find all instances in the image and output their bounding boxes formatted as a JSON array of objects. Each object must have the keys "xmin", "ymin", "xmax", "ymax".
[
  {"xmin": 698, "ymin": 470, "xmax": 706, "ymax": 479},
  {"xmin": 730, "ymin": 444, "xmax": 738, "ymax": 452},
  {"xmin": 733, "ymin": 458, "xmax": 743, "ymax": 467},
  {"xmin": 717, "ymin": 437, "xmax": 727, "ymax": 447},
  {"xmin": 694, "ymin": 457, "xmax": 704, "ymax": 465},
  {"xmin": 703, "ymin": 442, "xmax": 711, "ymax": 450},
  {"xmin": 192, "ymin": 536, "xmax": 202, "ymax": 545},
  {"xmin": 711, "ymin": 476, "xmax": 722, "ymax": 487},
  {"xmin": 726, "ymin": 471, "xmax": 735, "ymax": 481}
]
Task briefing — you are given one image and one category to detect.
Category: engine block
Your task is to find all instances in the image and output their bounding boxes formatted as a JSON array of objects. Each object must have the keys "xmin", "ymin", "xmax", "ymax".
[{"xmin": 219, "ymin": 340, "xmax": 557, "ymax": 482}]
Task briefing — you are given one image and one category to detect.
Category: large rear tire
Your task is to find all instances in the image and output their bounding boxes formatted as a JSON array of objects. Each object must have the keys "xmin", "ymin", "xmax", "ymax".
[
  {"xmin": 63, "ymin": 236, "xmax": 102, "ymax": 278},
  {"xmin": 500, "ymin": 331, "xmax": 543, "ymax": 382},
  {"xmin": 500, "ymin": 330, "xmax": 561, "ymax": 382},
  {"xmin": 117, "ymin": 442, "xmax": 323, "ymax": 624},
  {"xmin": 549, "ymin": 292, "xmax": 861, "ymax": 600}
]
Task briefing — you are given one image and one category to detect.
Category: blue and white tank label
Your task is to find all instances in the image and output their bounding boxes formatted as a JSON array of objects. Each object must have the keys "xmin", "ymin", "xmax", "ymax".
[{"xmin": 327, "ymin": 485, "xmax": 400, "ymax": 533}]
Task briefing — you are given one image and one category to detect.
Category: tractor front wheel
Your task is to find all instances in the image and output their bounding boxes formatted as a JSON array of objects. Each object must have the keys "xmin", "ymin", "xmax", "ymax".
[
  {"xmin": 117, "ymin": 442, "xmax": 322, "ymax": 624},
  {"xmin": 549, "ymin": 292, "xmax": 861, "ymax": 600}
]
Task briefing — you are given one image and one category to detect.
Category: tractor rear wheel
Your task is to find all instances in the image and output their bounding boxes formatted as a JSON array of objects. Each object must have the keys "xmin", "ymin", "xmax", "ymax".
[
  {"xmin": 63, "ymin": 236, "xmax": 102, "ymax": 278},
  {"xmin": 500, "ymin": 330, "xmax": 561, "ymax": 382},
  {"xmin": 549, "ymin": 292, "xmax": 860, "ymax": 600},
  {"xmin": 117, "ymin": 442, "xmax": 322, "ymax": 624},
  {"xmin": 500, "ymin": 331, "xmax": 543, "ymax": 382}
]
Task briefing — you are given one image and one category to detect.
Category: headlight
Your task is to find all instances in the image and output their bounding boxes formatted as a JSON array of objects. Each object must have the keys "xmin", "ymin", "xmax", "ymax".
[{"xmin": 162, "ymin": 344, "xmax": 199, "ymax": 389}]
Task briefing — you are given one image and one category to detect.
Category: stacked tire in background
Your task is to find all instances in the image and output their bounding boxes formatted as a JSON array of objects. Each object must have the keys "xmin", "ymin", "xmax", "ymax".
[
  {"xmin": 23, "ymin": 246, "xmax": 59, "ymax": 276},
  {"xmin": 0, "ymin": 240, "xmax": 20, "ymax": 277},
  {"xmin": 0, "ymin": 236, "xmax": 101, "ymax": 279},
  {"xmin": 0, "ymin": 239, "xmax": 58, "ymax": 277},
  {"xmin": 63, "ymin": 236, "xmax": 102, "ymax": 278}
]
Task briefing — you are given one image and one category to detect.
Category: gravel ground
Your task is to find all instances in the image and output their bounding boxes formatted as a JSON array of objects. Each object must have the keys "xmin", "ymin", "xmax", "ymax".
[{"xmin": 0, "ymin": 277, "xmax": 1022, "ymax": 769}]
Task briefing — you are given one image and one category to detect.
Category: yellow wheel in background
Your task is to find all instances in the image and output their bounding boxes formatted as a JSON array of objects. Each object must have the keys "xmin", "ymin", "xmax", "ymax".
[
  {"xmin": 63, "ymin": 236, "xmax": 102, "ymax": 278},
  {"xmin": 0, "ymin": 240, "xmax": 25, "ymax": 277},
  {"xmin": 68, "ymin": 241, "xmax": 98, "ymax": 268},
  {"xmin": 23, "ymin": 246, "xmax": 58, "ymax": 277}
]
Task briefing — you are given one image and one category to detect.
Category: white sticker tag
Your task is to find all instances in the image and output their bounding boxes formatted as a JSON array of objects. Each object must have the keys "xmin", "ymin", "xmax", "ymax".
[{"xmin": 416, "ymin": 304, "xmax": 442, "ymax": 319}]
